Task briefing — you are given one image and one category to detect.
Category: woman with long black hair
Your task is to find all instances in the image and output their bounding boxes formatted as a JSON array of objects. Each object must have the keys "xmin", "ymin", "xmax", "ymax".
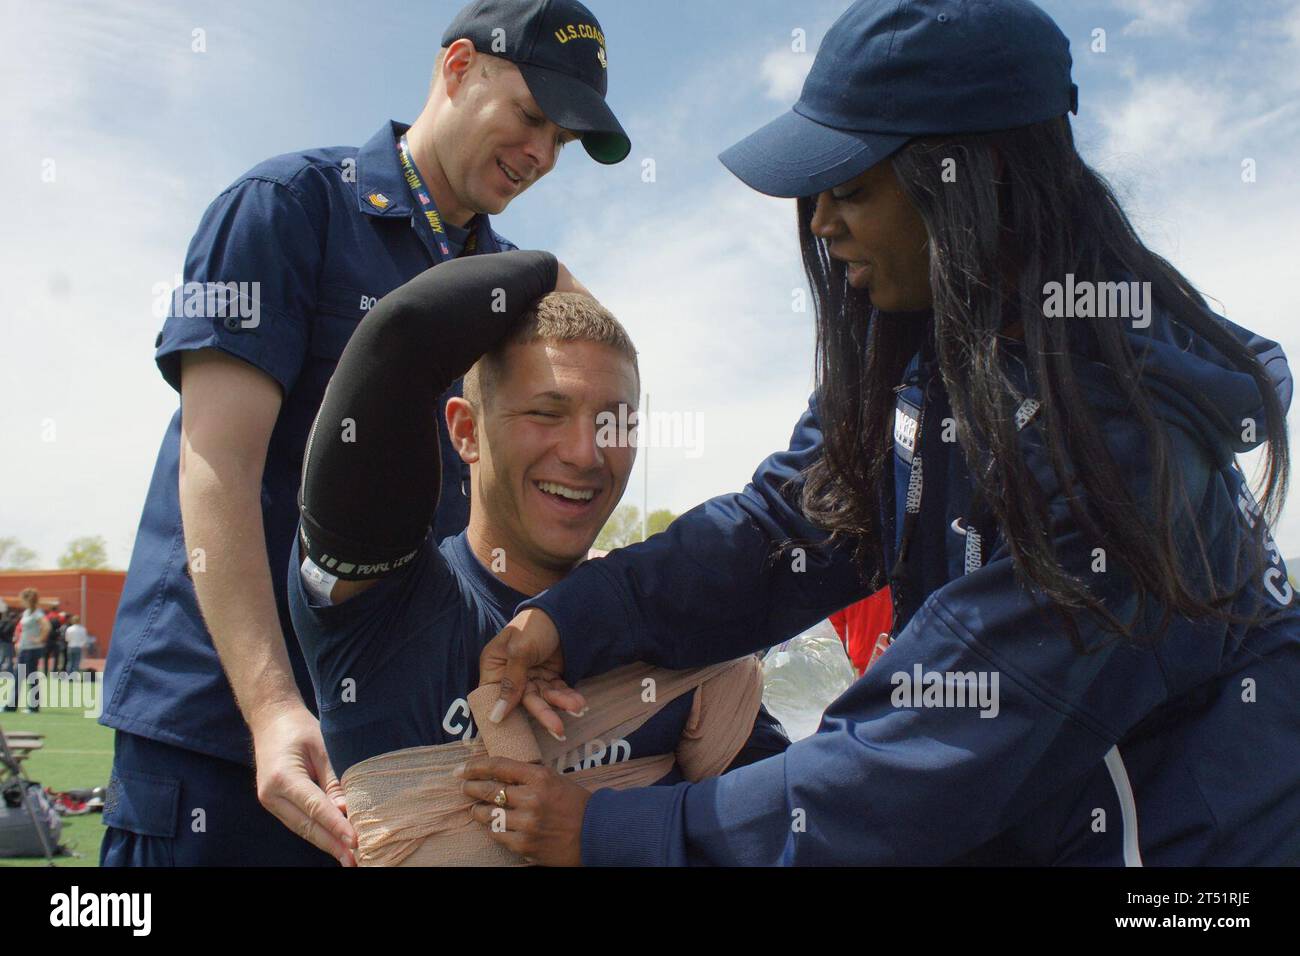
[{"xmin": 458, "ymin": 0, "xmax": 1300, "ymax": 865}]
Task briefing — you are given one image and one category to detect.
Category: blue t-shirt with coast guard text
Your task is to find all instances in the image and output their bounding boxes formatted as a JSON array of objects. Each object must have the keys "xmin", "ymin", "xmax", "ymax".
[{"xmin": 287, "ymin": 530, "xmax": 698, "ymax": 778}]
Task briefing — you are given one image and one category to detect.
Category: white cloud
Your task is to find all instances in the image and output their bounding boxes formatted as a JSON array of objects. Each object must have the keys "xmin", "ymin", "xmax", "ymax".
[
  {"xmin": 550, "ymin": 175, "xmax": 816, "ymax": 519},
  {"xmin": 0, "ymin": 1, "xmax": 259, "ymax": 567},
  {"xmin": 1115, "ymin": 0, "xmax": 1206, "ymax": 37},
  {"xmin": 1082, "ymin": 5, "xmax": 1300, "ymax": 552},
  {"xmin": 760, "ymin": 47, "xmax": 813, "ymax": 103},
  {"xmin": 1284, "ymin": 2, "xmax": 1300, "ymax": 47},
  {"xmin": 1092, "ymin": 74, "xmax": 1300, "ymax": 169},
  {"xmin": 1095, "ymin": 76, "xmax": 1229, "ymax": 165}
]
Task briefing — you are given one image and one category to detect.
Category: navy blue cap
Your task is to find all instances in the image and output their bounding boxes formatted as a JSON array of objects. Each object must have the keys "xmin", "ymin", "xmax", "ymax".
[
  {"xmin": 720, "ymin": 0, "xmax": 1078, "ymax": 197},
  {"xmin": 442, "ymin": 0, "xmax": 630, "ymax": 164}
]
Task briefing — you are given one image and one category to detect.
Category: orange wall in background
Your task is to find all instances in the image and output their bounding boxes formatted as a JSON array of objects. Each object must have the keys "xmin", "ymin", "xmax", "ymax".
[{"xmin": 0, "ymin": 569, "xmax": 126, "ymax": 661}]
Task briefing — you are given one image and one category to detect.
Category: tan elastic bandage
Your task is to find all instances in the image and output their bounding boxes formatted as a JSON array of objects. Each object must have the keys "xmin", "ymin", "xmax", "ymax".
[{"xmin": 341, "ymin": 657, "xmax": 764, "ymax": 866}]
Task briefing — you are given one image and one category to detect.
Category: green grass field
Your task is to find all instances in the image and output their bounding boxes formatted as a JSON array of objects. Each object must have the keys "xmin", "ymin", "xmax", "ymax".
[{"xmin": 1, "ymin": 705, "xmax": 114, "ymax": 867}]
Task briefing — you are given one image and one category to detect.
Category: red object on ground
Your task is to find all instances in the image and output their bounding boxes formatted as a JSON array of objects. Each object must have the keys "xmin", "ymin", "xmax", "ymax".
[
  {"xmin": 46, "ymin": 789, "xmax": 92, "ymax": 816},
  {"xmin": 829, "ymin": 589, "xmax": 894, "ymax": 676}
]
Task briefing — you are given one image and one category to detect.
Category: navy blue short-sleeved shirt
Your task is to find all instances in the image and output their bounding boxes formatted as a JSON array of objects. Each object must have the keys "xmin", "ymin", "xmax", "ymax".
[
  {"xmin": 287, "ymin": 531, "xmax": 696, "ymax": 779},
  {"xmin": 101, "ymin": 121, "xmax": 517, "ymax": 765}
]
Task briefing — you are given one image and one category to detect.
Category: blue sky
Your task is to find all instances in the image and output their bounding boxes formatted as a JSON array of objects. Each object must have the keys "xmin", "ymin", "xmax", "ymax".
[{"xmin": 3, "ymin": 0, "xmax": 1300, "ymax": 567}]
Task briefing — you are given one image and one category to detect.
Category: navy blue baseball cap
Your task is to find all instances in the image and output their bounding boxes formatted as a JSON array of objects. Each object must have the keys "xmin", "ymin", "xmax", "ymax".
[
  {"xmin": 720, "ymin": 0, "xmax": 1078, "ymax": 197},
  {"xmin": 442, "ymin": 0, "xmax": 630, "ymax": 164}
]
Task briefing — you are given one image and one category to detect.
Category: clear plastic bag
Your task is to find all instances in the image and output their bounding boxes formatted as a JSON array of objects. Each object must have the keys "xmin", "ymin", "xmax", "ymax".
[{"xmin": 761, "ymin": 621, "xmax": 858, "ymax": 741}]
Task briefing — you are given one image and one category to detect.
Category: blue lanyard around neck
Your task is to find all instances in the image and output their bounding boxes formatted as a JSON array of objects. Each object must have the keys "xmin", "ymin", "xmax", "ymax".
[{"xmin": 397, "ymin": 133, "xmax": 478, "ymax": 260}]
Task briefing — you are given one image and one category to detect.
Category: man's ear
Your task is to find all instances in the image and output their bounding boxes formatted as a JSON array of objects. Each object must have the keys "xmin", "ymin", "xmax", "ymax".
[
  {"xmin": 441, "ymin": 38, "xmax": 476, "ymax": 96},
  {"xmin": 446, "ymin": 396, "xmax": 481, "ymax": 463}
]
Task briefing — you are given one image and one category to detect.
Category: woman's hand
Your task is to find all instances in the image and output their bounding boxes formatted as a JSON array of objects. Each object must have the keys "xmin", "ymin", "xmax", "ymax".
[
  {"xmin": 478, "ymin": 607, "xmax": 586, "ymax": 739},
  {"xmin": 458, "ymin": 757, "xmax": 591, "ymax": 866}
]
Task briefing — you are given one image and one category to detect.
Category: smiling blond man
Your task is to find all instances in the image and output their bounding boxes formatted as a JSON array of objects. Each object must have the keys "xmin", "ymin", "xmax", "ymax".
[{"xmin": 288, "ymin": 252, "xmax": 790, "ymax": 802}]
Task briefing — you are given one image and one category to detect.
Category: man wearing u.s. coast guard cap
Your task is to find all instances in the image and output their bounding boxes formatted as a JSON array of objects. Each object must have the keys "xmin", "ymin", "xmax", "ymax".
[
  {"xmin": 101, "ymin": 0, "xmax": 628, "ymax": 868},
  {"xmin": 443, "ymin": 0, "xmax": 629, "ymax": 165}
]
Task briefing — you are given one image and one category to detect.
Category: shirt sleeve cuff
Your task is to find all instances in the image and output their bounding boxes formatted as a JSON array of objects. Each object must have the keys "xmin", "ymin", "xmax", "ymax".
[
  {"xmin": 155, "ymin": 300, "xmax": 308, "ymax": 396},
  {"xmin": 522, "ymin": 560, "xmax": 640, "ymax": 684},
  {"xmin": 580, "ymin": 783, "xmax": 688, "ymax": 867}
]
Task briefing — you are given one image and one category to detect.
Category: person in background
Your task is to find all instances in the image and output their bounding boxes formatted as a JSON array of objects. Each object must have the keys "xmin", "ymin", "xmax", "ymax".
[
  {"xmin": 0, "ymin": 605, "xmax": 15, "ymax": 672},
  {"xmin": 65, "ymin": 615, "xmax": 88, "ymax": 675},
  {"xmin": 43, "ymin": 601, "xmax": 67, "ymax": 674},
  {"xmin": 16, "ymin": 588, "xmax": 49, "ymax": 713},
  {"xmin": 0, "ymin": 605, "xmax": 16, "ymax": 710}
]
